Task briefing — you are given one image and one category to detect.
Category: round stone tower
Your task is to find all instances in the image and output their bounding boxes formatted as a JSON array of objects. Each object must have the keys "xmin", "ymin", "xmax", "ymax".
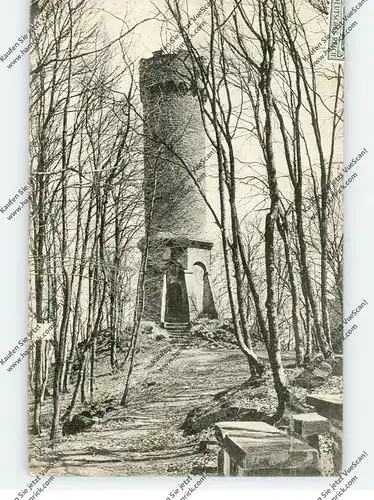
[{"xmin": 139, "ymin": 50, "xmax": 217, "ymax": 328}]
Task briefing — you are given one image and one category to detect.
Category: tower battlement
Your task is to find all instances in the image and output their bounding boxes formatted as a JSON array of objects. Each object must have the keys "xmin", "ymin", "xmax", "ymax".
[{"xmin": 139, "ymin": 50, "xmax": 204, "ymax": 103}]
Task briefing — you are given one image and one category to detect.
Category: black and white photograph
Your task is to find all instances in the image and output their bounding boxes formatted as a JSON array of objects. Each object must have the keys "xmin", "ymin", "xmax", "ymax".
[{"xmin": 26, "ymin": 0, "xmax": 345, "ymax": 478}]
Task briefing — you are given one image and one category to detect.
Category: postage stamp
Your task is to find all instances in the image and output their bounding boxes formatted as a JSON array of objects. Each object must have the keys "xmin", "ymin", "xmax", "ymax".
[{"xmin": 327, "ymin": 0, "xmax": 345, "ymax": 62}]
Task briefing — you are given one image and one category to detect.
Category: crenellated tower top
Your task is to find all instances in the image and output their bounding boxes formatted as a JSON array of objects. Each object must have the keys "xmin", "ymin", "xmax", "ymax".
[{"xmin": 139, "ymin": 50, "xmax": 205, "ymax": 103}]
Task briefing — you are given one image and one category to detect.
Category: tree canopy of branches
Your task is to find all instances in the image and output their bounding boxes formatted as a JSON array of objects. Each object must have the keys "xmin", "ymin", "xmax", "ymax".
[
  {"xmin": 161, "ymin": 0, "xmax": 343, "ymax": 419},
  {"xmin": 29, "ymin": 0, "xmax": 144, "ymax": 438}
]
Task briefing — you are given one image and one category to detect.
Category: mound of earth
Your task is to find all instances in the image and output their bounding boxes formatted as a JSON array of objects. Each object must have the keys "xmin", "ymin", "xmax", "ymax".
[
  {"xmin": 180, "ymin": 354, "xmax": 344, "ymax": 436},
  {"xmin": 189, "ymin": 317, "xmax": 262, "ymax": 349},
  {"xmin": 62, "ymin": 414, "xmax": 100, "ymax": 436},
  {"xmin": 291, "ymin": 354, "xmax": 343, "ymax": 389},
  {"xmin": 180, "ymin": 371, "xmax": 278, "ymax": 435},
  {"xmin": 181, "ymin": 405, "xmax": 269, "ymax": 435},
  {"xmin": 62, "ymin": 398, "xmax": 118, "ymax": 436}
]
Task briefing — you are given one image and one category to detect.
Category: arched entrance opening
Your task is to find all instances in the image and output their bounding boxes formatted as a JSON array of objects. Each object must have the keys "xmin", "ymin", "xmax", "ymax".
[
  {"xmin": 191, "ymin": 262, "xmax": 206, "ymax": 316},
  {"xmin": 191, "ymin": 260, "xmax": 218, "ymax": 319},
  {"xmin": 165, "ymin": 264, "xmax": 189, "ymax": 323}
]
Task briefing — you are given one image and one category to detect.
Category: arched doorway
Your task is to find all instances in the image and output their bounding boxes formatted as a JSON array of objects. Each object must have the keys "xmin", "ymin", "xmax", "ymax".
[
  {"xmin": 167, "ymin": 283, "xmax": 183, "ymax": 320},
  {"xmin": 191, "ymin": 261, "xmax": 218, "ymax": 319},
  {"xmin": 191, "ymin": 262, "xmax": 206, "ymax": 315},
  {"xmin": 165, "ymin": 265, "xmax": 189, "ymax": 323}
]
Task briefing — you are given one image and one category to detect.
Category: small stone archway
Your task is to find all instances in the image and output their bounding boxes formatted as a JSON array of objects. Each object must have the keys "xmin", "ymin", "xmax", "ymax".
[{"xmin": 191, "ymin": 261, "xmax": 218, "ymax": 320}]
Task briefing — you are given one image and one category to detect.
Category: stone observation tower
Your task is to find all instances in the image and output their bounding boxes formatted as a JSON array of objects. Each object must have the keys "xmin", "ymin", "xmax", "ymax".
[{"xmin": 139, "ymin": 50, "xmax": 217, "ymax": 329}]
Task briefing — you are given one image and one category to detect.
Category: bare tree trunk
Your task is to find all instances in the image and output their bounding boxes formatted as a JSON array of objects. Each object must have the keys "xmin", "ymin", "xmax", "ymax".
[
  {"xmin": 277, "ymin": 216, "xmax": 304, "ymax": 366},
  {"xmin": 61, "ymin": 349, "xmax": 88, "ymax": 423},
  {"xmin": 40, "ymin": 341, "xmax": 51, "ymax": 402},
  {"xmin": 120, "ymin": 153, "xmax": 159, "ymax": 406}
]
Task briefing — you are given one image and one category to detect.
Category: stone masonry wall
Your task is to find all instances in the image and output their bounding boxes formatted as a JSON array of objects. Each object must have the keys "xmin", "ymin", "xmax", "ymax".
[{"xmin": 140, "ymin": 51, "xmax": 208, "ymax": 241}]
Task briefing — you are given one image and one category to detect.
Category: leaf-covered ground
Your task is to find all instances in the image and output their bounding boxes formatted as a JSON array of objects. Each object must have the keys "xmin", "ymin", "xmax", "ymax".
[{"xmin": 29, "ymin": 333, "xmax": 343, "ymax": 476}]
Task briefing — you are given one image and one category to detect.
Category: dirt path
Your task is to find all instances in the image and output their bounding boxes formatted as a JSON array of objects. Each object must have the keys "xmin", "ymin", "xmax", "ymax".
[{"xmin": 30, "ymin": 346, "xmax": 250, "ymax": 476}]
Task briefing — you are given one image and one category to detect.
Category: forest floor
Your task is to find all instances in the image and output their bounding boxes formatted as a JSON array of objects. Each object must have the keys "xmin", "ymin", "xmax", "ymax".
[{"xmin": 29, "ymin": 331, "xmax": 343, "ymax": 477}]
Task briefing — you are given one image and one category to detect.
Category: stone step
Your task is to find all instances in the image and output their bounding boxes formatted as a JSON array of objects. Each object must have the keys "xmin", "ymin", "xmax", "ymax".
[
  {"xmin": 306, "ymin": 394, "xmax": 343, "ymax": 421},
  {"xmin": 164, "ymin": 322, "xmax": 190, "ymax": 331},
  {"xmin": 167, "ymin": 335, "xmax": 192, "ymax": 343},
  {"xmin": 290, "ymin": 412, "xmax": 329, "ymax": 437},
  {"xmin": 215, "ymin": 421, "xmax": 319, "ymax": 476}
]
